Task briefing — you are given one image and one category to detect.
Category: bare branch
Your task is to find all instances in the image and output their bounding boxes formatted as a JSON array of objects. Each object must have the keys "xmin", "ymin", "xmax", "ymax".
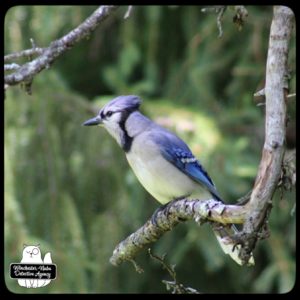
[
  {"xmin": 4, "ymin": 48, "xmax": 45, "ymax": 62},
  {"xmin": 109, "ymin": 198, "xmax": 248, "ymax": 266},
  {"xmin": 4, "ymin": 6, "xmax": 119, "ymax": 87},
  {"xmin": 236, "ymin": 5, "xmax": 295, "ymax": 263},
  {"xmin": 216, "ymin": 7, "xmax": 226, "ymax": 38},
  {"xmin": 287, "ymin": 93, "xmax": 296, "ymax": 98},
  {"xmin": 124, "ymin": 6, "xmax": 133, "ymax": 19},
  {"xmin": 201, "ymin": 6, "xmax": 226, "ymax": 37},
  {"xmin": 201, "ymin": 6, "xmax": 248, "ymax": 37},
  {"xmin": 30, "ymin": 38, "xmax": 37, "ymax": 49},
  {"xmin": 254, "ymin": 88, "xmax": 265, "ymax": 98}
]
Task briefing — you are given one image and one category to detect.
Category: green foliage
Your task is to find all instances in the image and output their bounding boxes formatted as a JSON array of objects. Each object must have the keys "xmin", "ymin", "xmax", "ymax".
[{"xmin": 5, "ymin": 6, "xmax": 295, "ymax": 293}]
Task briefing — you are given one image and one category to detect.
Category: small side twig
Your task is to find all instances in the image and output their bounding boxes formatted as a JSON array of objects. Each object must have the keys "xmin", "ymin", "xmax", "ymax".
[
  {"xmin": 130, "ymin": 259, "xmax": 144, "ymax": 274},
  {"xmin": 30, "ymin": 38, "xmax": 37, "ymax": 49},
  {"xmin": 201, "ymin": 6, "xmax": 226, "ymax": 37},
  {"xmin": 201, "ymin": 6, "xmax": 248, "ymax": 37},
  {"xmin": 254, "ymin": 88, "xmax": 266, "ymax": 98},
  {"xmin": 216, "ymin": 7, "xmax": 227, "ymax": 38},
  {"xmin": 4, "ymin": 47, "xmax": 45, "ymax": 62},
  {"xmin": 287, "ymin": 93, "xmax": 296, "ymax": 98},
  {"xmin": 148, "ymin": 249, "xmax": 200, "ymax": 294},
  {"xmin": 124, "ymin": 5, "xmax": 133, "ymax": 19},
  {"xmin": 4, "ymin": 63, "xmax": 20, "ymax": 71}
]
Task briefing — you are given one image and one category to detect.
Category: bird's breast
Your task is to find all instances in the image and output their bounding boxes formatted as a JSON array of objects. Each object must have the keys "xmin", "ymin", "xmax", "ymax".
[{"xmin": 125, "ymin": 137, "xmax": 209, "ymax": 204}]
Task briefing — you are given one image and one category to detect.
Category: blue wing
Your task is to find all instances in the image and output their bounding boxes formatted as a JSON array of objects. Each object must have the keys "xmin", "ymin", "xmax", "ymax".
[{"xmin": 153, "ymin": 130, "xmax": 223, "ymax": 202}]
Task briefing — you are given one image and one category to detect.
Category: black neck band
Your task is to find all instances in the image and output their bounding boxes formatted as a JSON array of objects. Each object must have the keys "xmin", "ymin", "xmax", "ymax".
[{"xmin": 119, "ymin": 110, "xmax": 135, "ymax": 152}]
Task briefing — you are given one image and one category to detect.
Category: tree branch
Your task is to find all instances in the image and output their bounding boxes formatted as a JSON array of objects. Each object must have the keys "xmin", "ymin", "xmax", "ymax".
[
  {"xmin": 4, "ymin": 6, "xmax": 119, "ymax": 87},
  {"xmin": 124, "ymin": 5, "xmax": 133, "ymax": 19},
  {"xmin": 110, "ymin": 6, "xmax": 295, "ymax": 268},
  {"xmin": 4, "ymin": 47, "xmax": 45, "ymax": 62},
  {"xmin": 110, "ymin": 199, "xmax": 247, "ymax": 266},
  {"xmin": 234, "ymin": 6, "xmax": 294, "ymax": 263}
]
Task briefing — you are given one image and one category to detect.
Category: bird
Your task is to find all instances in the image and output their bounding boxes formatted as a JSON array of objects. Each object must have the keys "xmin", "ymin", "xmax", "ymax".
[{"xmin": 83, "ymin": 95, "xmax": 254, "ymax": 266}]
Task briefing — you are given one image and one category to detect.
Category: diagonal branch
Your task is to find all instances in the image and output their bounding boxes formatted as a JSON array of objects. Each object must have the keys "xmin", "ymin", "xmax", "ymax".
[
  {"xmin": 235, "ymin": 5, "xmax": 294, "ymax": 263},
  {"xmin": 4, "ymin": 6, "xmax": 119, "ymax": 87},
  {"xmin": 110, "ymin": 199, "xmax": 247, "ymax": 266}
]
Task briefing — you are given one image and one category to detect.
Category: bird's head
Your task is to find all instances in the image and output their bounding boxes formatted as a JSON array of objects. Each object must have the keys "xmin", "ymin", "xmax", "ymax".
[{"xmin": 83, "ymin": 95, "xmax": 142, "ymax": 149}]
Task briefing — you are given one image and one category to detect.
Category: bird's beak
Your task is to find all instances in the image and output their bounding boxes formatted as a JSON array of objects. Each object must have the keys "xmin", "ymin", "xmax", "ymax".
[{"xmin": 82, "ymin": 116, "xmax": 102, "ymax": 126}]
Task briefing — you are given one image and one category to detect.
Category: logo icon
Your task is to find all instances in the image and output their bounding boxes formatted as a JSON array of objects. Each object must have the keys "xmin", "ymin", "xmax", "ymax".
[{"xmin": 10, "ymin": 244, "xmax": 56, "ymax": 288}]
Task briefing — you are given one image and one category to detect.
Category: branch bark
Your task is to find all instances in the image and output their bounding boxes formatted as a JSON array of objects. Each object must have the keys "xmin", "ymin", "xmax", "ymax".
[
  {"xmin": 110, "ymin": 6, "xmax": 295, "ymax": 267},
  {"xmin": 235, "ymin": 5, "xmax": 294, "ymax": 263},
  {"xmin": 110, "ymin": 199, "xmax": 248, "ymax": 266},
  {"xmin": 4, "ymin": 6, "xmax": 119, "ymax": 87}
]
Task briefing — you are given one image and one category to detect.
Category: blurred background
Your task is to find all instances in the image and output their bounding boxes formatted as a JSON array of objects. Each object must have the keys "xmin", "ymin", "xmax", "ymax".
[{"xmin": 4, "ymin": 6, "xmax": 295, "ymax": 293}]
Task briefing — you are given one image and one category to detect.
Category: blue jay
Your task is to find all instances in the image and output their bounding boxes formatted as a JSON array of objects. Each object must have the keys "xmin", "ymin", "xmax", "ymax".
[{"xmin": 83, "ymin": 95, "xmax": 254, "ymax": 266}]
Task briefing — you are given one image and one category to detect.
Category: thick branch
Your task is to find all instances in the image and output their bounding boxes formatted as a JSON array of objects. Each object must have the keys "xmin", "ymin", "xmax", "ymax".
[
  {"xmin": 4, "ymin": 6, "xmax": 119, "ymax": 86},
  {"xmin": 237, "ymin": 6, "xmax": 294, "ymax": 262},
  {"xmin": 110, "ymin": 199, "xmax": 247, "ymax": 266}
]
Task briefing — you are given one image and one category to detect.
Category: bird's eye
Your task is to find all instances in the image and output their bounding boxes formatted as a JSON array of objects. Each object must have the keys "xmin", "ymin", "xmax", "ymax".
[{"xmin": 106, "ymin": 111, "xmax": 113, "ymax": 117}]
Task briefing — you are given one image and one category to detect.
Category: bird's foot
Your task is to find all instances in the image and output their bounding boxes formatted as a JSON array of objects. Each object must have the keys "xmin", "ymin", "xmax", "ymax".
[
  {"xmin": 151, "ymin": 196, "xmax": 187, "ymax": 226},
  {"xmin": 151, "ymin": 203, "xmax": 169, "ymax": 226}
]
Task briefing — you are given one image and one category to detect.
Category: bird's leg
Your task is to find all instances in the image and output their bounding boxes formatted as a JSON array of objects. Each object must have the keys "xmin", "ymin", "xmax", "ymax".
[
  {"xmin": 151, "ymin": 196, "xmax": 188, "ymax": 226},
  {"xmin": 151, "ymin": 203, "xmax": 169, "ymax": 226}
]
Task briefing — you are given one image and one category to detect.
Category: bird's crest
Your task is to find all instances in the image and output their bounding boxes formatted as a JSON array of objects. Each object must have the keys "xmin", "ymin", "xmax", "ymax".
[{"xmin": 100, "ymin": 95, "xmax": 141, "ymax": 116}]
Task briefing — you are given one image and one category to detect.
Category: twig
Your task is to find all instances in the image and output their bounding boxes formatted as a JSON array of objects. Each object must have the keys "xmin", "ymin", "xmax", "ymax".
[
  {"xmin": 216, "ymin": 7, "xmax": 227, "ymax": 38},
  {"xmin": 4, "ymin": 63, "xmax": 20, "ymax": 71},
  {"xmin": 287, "ymin": 93, "xmax": 296, "ymax": 98},
  {"xmin": 148, "ymin": 249, "xmax": 200, "ymax": 294},
  {"xmin": 255, "ymin": 91, "xmax": 295, "ymax": 100},
  {"xmin": 4, "ymin": 6, "xmax": 119, "ymax": 87},
  {"xmin": 254, "ymin": 88, "xmax": 265, "ymax": 98},
  {"xmin": 201, "ymin": 6, "xmax": 226, "ymax": 38},
  {"xmin": 130, "ymin": 259, "xmax": 144, "ymax": 274},
  {"xmin": 201, "ymin": 6, "xmax": 248, "ymax": 37},
  {"xmin": 4, "ymin": 47, "xmax": 45, "ymax": 62},
  {"xmin": 124, "ymin": 5, "xmax": 133, "ymax": 19},
  {"xmin": 30, "ymin": 38, "xmax": 37, "ymax": 49}
]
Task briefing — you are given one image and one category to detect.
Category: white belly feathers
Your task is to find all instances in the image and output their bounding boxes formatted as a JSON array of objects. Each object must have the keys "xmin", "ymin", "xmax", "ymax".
[{"xmin": 126, "ymin": 135, "xmax": 211, "ymax": 204}]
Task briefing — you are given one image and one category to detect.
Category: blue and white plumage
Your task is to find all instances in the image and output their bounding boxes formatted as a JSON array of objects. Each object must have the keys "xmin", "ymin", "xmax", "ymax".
[{"xmin": 83, "ymin": 95, "xmax": 254, "ymax": 265}]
